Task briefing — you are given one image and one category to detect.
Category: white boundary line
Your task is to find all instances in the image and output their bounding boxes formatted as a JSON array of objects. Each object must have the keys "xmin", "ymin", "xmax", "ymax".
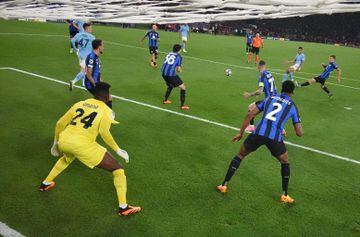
[
  {"xmin": 0, "ymin": 222, "xmax": 26, "ymax": 237},
  {"xmin": 1, "ymin": 67, "xmax": 359, "ymax": 165},
  {"xmin": 0, "ymin": 32, "xmax": 359, "ymax": 89}
]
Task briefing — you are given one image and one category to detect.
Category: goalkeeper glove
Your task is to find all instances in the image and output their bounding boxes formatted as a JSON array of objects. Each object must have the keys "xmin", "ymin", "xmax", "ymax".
[
  {"xmin": 50, "ymin": 140, "xmax": 61, "ymax": 157},
  {"xmin": 116, "ymin": 149, "xmax": 129, "ymax": 163}
]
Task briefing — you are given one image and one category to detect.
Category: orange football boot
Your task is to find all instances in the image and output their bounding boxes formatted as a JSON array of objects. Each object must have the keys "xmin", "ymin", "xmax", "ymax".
[
  {"xmin": 216, "ymin": 185, "xmax": 227, "ymax": 193},
  {"xmin": 163, "ymin": 100, "xmax": 172, "ymax": 104},
  {"xmin": 280, "ymin": 194, "xmax": 294, "ymax": 204},
  {"xmin": 180, "ymin": 105, "xmax": 190, "ymax": 110},
  {"xmin": 118, "ymin": 205, "xmax": 141, "ymax": 216},
  {"xmin": 39, "ymin": 181, "xmax": 55, "ymax": 192}
]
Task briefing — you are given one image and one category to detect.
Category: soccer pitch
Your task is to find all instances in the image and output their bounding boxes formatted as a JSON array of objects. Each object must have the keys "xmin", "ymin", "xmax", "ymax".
[{"xmin": 0, "ymin": 20, "xmax": 359, "ymax": 237}]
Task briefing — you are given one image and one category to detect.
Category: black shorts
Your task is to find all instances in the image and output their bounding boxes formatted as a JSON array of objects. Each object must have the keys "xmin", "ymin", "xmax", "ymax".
[
  {"xmin": 162, "ymin": 75, "xmax": 183, "ymax": 87},
  {"xmin": 243, "ymin": 134, "xmax": 287, "ymax": 158},
  {"xmin": 252, "ymin": 47, "xmax": 260, "ymax": 55},
  {"xmin": 246, "ymin": 43, "xmax": 252, "ymax": 53},
  {"xmin": 314, "ymin": 76, "xmax": 326, "ymax": 85},
  {"xmin": 70, "ymin": 31, "xmax": 78, "ymax": 38},
  {"xmin": 149, "ymin": 46, "xmax": 158, "ymax": 55}
]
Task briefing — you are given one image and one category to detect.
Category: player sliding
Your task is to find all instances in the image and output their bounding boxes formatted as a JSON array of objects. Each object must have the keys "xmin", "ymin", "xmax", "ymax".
[
  {"xmin": 248, "ymin": 33, "xmax": 264, "ymax": 64},
  {"xmin": 217, "ymin": 81, "xmax": 303, "ymax": 204},
  {"xmin": 69, "ymin": 23, "xmax": 95, "ymax": 91},
  {"xmin": 179, "ymin": 24, "xmax": 190, "ymax": 52},
  {"xmin": 283, "ymin": 47, "xmax": 305, "ymax": 83},
  {"xmin": 39, "ymin": 82, "xmax": 141, "ymax": 216},
  {"xmin": 298, "ymin": 55, "xmax": 341, "ymax": 97},
  {"xmin": 243, "ymin": 60, "xmax": 277, "ymax": 133},
  {"xmin": 162, "ymin": 44, "xmax": 189, "ymax": 110},
  {"xmin": 141, "ymin": 24, "xmax": 160, "ymax": 67}
]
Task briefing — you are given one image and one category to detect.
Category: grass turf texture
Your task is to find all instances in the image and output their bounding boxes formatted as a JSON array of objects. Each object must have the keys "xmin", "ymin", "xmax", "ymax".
[{"xmin": 0, "ymin": 20, "xmax": 359, "ymax": 237}]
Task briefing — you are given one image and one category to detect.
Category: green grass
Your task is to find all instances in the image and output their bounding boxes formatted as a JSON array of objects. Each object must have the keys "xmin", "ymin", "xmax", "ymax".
[{"xmin": 0, "ymin": 20, "xmax": 359, "ymax": 237}]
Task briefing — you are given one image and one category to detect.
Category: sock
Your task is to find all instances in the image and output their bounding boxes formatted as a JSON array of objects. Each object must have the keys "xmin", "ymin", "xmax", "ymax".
[
  {"xmin": 283, "ymin": 73, "xmax": 288, "ymax": 82},
  {"xmin": 44, "ymin": 156, "xmax": 73, "ymax": 183},
  {"xmin": 248, "ymin": 53, "xmax": 252, "ymax": 62},
  {"xmin": 249, "ymin": 118, "xmax": 254, "ymax": 125},
  {"xmin": 281, "ymin": 163, "xmax": 290, "ymax": 196},
  {"xmin": 182, "ymin": 43, "xmax": 185, "ymax": 50},
  {"xmin": 164, "ymin": 86, "xmax": 173, "ymax": 101},
  {"xmin": 113, "ymin": 169, "xmax": 127, "ymax": 207},
  {"xmin": 180, "ymin": 89, "xmax": 186, "ymax": 106},
  {"xmin": 72, "ymin": 71, "xmax": 85, "ymax": 84},
  {"xmin": 322, "ymin": 86, "xmax": 330, "ymax": 94},
  {"xmin": 222, "ymin": 156, "xmax": 242, "ymax": 186},
  {"xmin": 300, "ymin": 82, "xmax": 310, "ymax": 87},
  {"xmin": 289, "ymin": 72, "xmax": 294, "ymax": 81},
  {"xmin": 106, "ymin": 100, "xmax": 113, "ymax": 109},
  {"xmin": 255, "ymin": 55, "xmax": 259, "ymax": 63}
]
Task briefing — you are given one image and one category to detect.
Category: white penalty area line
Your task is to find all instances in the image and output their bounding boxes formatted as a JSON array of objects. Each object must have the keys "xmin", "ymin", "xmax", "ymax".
[
  {"xmin": 1, "ymin": 66, "xmax": 359, "ymax": 165},
  {"xmin": 0, "ymin": 32, "xmax": 359, "ymax": 89},
  {"xmin": 0, "ymin": 222, "xmax": 26, "ymax": 237}
]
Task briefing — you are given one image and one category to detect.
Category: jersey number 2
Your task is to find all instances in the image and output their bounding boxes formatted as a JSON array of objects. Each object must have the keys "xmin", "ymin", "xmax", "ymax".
[
  {"xmin": 265, "ymin": 103, "xmax": 282, "ymax": 121},
  {"xmin": 70, "ymin": 108, "xmax": 98, "ymax": 129}
]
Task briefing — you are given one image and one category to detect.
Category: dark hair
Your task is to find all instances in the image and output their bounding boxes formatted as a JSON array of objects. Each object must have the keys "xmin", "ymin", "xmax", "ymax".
[
  {"xmin": 93, "ymin": 82, "xmax": 111, "ymax": 99},
  {"xmin": 298, "ymin": 46, "xmax": 303, "ymax": 50},
  {"xmin": 281, "ymin": 80, "xmax": 295, "ymax": 94},
  {"xmin": 173, "ymin": 44, "xmax": 182, "ymax": 52},
  {"xmin": 92, "ymin": 39, "xmax": 103, "ymax": 50},
  {"xmin": 83, "ymin": 23, "xmax": 91, "ymax": 30},
  {"xmin": 330, "ymin": 55, "xmax": 336, "ymax": 59},
  {"xmin": 258, "ymin": 60, "xmax": 266, "ymax": 66}
]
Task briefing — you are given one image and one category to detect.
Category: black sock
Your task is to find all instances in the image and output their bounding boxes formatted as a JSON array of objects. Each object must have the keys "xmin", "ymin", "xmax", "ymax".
[
  {"xmin": 180, "ymin": 89, "xmax": 186, "ymax": 106},
  {"xmin": 322, "ymin": 86, "xmax": 330, "ymax": 94},
  {"xmin": 281, "ymin": 163, "xmax": 290, "ymax": 196},
  {"xmin": 222, "ymin": 156, "xmax": 242, "ymax": 186},
  {"xmin": 300, "ymin": 82, "xmax": 310, "ymax": 87},
  {"xmin": 250, "ymin": 118, "xmax": 254, "ymax": 125},
  {"xmin": 164, "ymin": 86, "xmax": 173, "ymax": 101},
  {"xmin": 106, "ymin": 100, "xmax": 113, "ymax": 109}
]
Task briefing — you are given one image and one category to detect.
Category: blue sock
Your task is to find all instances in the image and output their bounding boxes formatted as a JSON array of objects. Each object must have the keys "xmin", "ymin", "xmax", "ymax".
[
  {"xmin": 282, "ymin": 73, "xmax": 288, "ymax": 82},
  {"xmin": 289, "ymin": 72, "xmax": 294, "ymax": 81},
  {"xmin": 72, "ymin": 72, "xmax": 84, "ymax": 84}
]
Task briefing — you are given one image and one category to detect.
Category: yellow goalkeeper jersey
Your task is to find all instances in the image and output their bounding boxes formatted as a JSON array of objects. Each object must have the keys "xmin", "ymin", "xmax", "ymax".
[{"xmin": 55, "ymin": 98, "xmax": 120, "ymax": 151}]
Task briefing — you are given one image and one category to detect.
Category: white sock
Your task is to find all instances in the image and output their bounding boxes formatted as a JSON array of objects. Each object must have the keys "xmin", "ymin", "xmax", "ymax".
[
  {"xmin": 119, "ymin": 204, "xmax": 128, "ymax": 209},
  {"xmin": 42, "ymin": 181, "xmax": 51, "ymax": 185}
]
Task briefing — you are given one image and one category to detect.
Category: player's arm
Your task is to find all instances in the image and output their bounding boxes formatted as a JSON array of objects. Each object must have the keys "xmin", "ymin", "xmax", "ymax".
[
  {"xmin": 51, "ymin": 106, "xmax": 74, "ymax": 156},
  {"xmin": 99, "ymin": 112, "xmax": 129, "ymax": 163},
  {"xmin": 86, "ymin": 67, "xmax": 96, "ymax": 86},
  {"xmin": 187, "ymin": 29, "xmax": 190, "ymax": 38},
  {"xmin": 232, "ymin": 103, "xmax": 261, "ymax": 142},
  {"xmin": 72, "ymin": 21, "xmax": 80, "ymax": 30},
  {"xmin": 140, "ymin": 32, "xmax": 148, "ymax": 43},
  {"xmin": 291, "ymin": 106, "xmax": 303, "ymax": 137},
  {"xmin": 176, "ymin": 57, "xmax": 183, "ymax": 73},
  {"xmin": 243, "ymin": 87, "xmax": 263, "ymax": 98},
  {"xmin": 261, "ymin": 39, "xmax": 264, "ymax": 48},
  {"xmin": 336, "ymin": 67, "xmax": 341, "ymax": 83},
  {"xmin": 321, "ymin": 63, "xmax": 327, "ymax": 68}
]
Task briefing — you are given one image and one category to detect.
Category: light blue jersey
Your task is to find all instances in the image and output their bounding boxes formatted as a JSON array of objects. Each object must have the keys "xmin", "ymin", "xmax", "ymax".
[
  {"xmin": 71, "ymin": 32, "xmax": 95, "ymax": 60},
  {"xmin": 180, "ymin": 25, "xmax": 190, "ymax": 37},
  {"xmin": 75, "ymin": 20, "xmax": 85, "ymax": 32},
  {"xmin": 294, "ymin": 53, "xmax": 305, "ymax": 65}
]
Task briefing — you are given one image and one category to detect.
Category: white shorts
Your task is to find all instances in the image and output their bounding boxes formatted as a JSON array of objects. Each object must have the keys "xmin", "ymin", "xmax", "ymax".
[
  {"xmin": 290, "ymin": 63, "xmax": 300, "ymax": 71},
  {"xmin": 181, "ymin": 36, "xmax": 187, "ymax": 42}
]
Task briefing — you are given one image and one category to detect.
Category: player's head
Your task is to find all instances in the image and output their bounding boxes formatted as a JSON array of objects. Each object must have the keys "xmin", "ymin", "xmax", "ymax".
[
  {"xmin": 298, "ymin": 47, "xmax": 303, "ymax": 53},
  {"xmin": 173, "ymin": 44, "xmax": 182, "ymax": 53},
  {"xmin": 329, "ymin": 55, "xmax": 336, "ymax": 62},
  {"xmin": 93, "ymin": 82, "xmax": 111, "ymax": 102},
  {"xmin": 256, "ymin": 33, "xmax": 260, "ymax": 37},
  {"xmin": 152, "ymin": 24, "xmax": 158, "ymax": 31},
  {"xmin": 281, "ymin": 80, "xmax": 295, "ymax": 95},
  {"xmin": 249, "ymin": 30, "xmax": 253, "ymax": 34},
  {"xmin": 83, "ymin": 23, "xmax": 92, "ymax": 33},
  {"xmin": 92, "ymin": 39, "xmax": 104, "ymax": 54},
  {"xmin": 257, "ymin": 60, "xmax": 266, "ymax": 71}
]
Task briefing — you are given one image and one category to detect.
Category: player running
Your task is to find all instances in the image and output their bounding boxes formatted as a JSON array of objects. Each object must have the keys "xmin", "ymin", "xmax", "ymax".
[
  {"xmin": 248, "ymin": 33, "xmax": 264, "ymax": 64},
  {"xmin": 84, "ymin": 39, "xmax": 113, "ymax": 108},
  {"xmin": 66, "ymin": 19, "xmax": 79, "ymax": 54},
  {"xmin": 179, "ymin": 24, "xmax": 190, "ymax": 53},
  {"xmin": 243, "ymin": 60, "xmax": 277, "ymax": 133},
  {"xmin": 217, "ymin": 81, "xmax": 303, "ymax": 204},
  {"xmin": 70, "ymin": 23, "xmax": 95, "ymax": 91},
  {"xmin": 299, "ymin": 55, "xmax": 341, "ymax": 97},
  {"xmin": 39, "ymin": 82, "xmax": 141, "ymax": 216},
  {"xmin": 162, "ymin": 44, "xmax": 189, "ymax": 110},
  {"xmin": 141, "ymin": 24, "xmax": 160, "ymax": 67},
  {"xmin": 283, "ymin": 47, "xmax": 305, "ymax": 82},
  {"xmin": 245, "ymin": 30, "xmax": 253, "ymax": 55}
]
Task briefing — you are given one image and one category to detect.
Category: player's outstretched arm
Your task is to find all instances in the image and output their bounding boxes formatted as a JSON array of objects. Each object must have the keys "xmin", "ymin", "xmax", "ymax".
[
  {"xmin": 243, "ymin": 87, "xmax": 263, "ymax": 99},
  {"xmin": 233, "ymin": 105, "xmax": 260, "ymax": 142},
  {"xmin": 99, "ymin": 113, "xmax": 129, "ymax": 163},
  {"xmin": 337, "ymin": 68, "xmax": 342, "ymax": 83}
]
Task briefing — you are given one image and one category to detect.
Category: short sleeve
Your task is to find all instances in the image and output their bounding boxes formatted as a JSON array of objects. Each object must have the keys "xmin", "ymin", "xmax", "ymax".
[
  {"xmin": 333, "ymin": 63, "xmax": 339, "ymax": 69},
  {"xmin": 302, "ymin": 54, "xmax": 306, "ymax": 61},
  {"xmin": 258, "ymin": 74, "xmax": 264, "ymax": 87},
  {"xmin": 86, "ymin": 55, "xmax": 94, "ymax": 68},
  {"xmin": 291, "ymin": 105, "xmax": 301, "ymax": 124}
]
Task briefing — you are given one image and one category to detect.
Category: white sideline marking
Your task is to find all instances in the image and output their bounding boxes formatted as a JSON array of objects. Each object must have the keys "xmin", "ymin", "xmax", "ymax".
[
  {"xmin": 0, "ymin": 32, "xmax": 359, "ymax": 88},
  {"xmin": 1, "ymin": 67, "xmax": 359, "ymax": 165},
  {"xmin": 0, "ymin": 222, "xmax": 26, "ymax": 237}
]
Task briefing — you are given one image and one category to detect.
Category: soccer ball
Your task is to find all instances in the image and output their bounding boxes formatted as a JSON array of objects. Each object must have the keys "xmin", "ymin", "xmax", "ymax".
[{"xmin": 225, "ymin": 69, "xmax": 232, "ymax": 76}]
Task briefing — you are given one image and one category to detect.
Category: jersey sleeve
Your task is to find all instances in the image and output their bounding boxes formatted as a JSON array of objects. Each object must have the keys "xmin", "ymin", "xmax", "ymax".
[
  {"xmin": 177, "ymin": 56, "xmax": 183, "ymax": 67},
  {"xmin": 255, "ymin": 98, "xmax": 267, "ymax": 112},
  {"xmin": 291, "ymin": 105, "xmax": 301, "ymax": 124},
  {"xmin": 302, "ymin": 54, "xmax": 305, "ymax": 61},
  {"xmin": 71, "ymin": 33, "xmax": 80, "ymax": 48},
  {"xmin": 99, "ymin": 109, "xmax": 120, "ymax": 152},
  {"xmin": 54, "ymin": 104, "xmax": 75, "ymax": 141},
  {"xmin": 333, "ymin": 63, "xmax": 339, "ymax": 69},
  {"xmin": 258, "ymin": 74, "xmax": 264, "ymax": 87},
  {"xmin": 86, "ymin": 55, "xmax": 94, "ymax": 68}
]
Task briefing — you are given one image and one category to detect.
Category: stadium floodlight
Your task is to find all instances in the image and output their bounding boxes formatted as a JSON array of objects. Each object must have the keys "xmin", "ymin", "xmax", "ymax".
[{"xmin": 0, "ymin": 0, "xmax": 359, "ymax": 23}]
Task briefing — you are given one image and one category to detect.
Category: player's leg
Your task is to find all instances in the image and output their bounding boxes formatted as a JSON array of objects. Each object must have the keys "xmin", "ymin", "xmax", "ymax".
[
  {"xmin": 254, "ymin": 49, "xmax": 260, "ymax": 64},
  {"xmin": 70, "ymin": 57, "xmax": 86, "ymax": 91},
  {"xmin": 320, "ymin": 83, "xmax": 332, "ymax": 97},
  {"xmin": 283, "ymin": 68, "xmax": 290, "ymax": 82},
  {"xmin": 178, "ymin": 82, "xmax": 189, "ymax": 110},
  {"xmin": 39, "ymin": 155, "xmax": 75, "ymax": 191},
  {"xmin": 153, "ymin": 50, "xmax": 158, "ymax": 67},
  {"xmin": 245, "ymin": 102, "xmax": 256, "ymax": 132},
  {"xmin": 96, "ymin": 152, "xmax": 141, "ymax": 216},
  {"xmin": 300, "ymin": 77, "xmax": 316, "ymax": 87},
  {"xmin": 163, "ymin": 78, "xmax": 173, "ymax": 104},
  {"xmin": 182, "ymin": 38, "xmax": 187, "ymax": 52},
  {"xmin": 247, "ymin": 51, "xmax": 253, "ymax": 63}
]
